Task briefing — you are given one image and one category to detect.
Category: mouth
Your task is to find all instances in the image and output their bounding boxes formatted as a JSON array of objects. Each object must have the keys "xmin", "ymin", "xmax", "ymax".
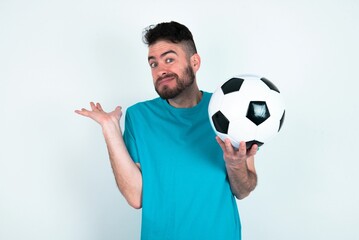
[{"xmin": 156, "ymin": 74, "xmax": 176, "ymax": 86}]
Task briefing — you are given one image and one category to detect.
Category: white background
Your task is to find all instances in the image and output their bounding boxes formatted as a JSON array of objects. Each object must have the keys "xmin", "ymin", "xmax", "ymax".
[{"xmin": 1, "ymin": 0, "xmax": 358, "ymax": 239}]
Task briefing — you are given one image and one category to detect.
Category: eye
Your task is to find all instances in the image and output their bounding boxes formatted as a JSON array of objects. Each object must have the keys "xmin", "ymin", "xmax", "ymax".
[
  {"xmin": 165, "ymin": 58, "xmax": 174, "ymax": 63},
  {"xmin": 149, "ymin": 62, "xmax": 157, "ymax": 68}
]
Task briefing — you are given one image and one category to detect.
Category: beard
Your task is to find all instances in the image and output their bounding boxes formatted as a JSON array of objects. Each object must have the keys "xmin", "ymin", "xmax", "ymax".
[{"xmin": 155, "ymin": 65, "xmax": 196, "ymax": 100}]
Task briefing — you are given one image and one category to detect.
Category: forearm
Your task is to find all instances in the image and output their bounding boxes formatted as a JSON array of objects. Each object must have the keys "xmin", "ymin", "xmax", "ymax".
[
  {"xmin": 102, "ymin": 121, "xmax": 143, "ymax": 209},
  {"xmin": 226, "ymin": 157, "xmax": 257, "ymax": 200}
]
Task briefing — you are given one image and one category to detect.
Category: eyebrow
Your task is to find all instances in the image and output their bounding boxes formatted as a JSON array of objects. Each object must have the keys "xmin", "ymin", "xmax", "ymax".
[{"xmin": 148, "ymin": 50, "xmax": 178, "ymax": 62}]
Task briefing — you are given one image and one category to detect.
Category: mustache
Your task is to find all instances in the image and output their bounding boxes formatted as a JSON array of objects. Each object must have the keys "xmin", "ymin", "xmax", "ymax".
[{"xmin": 156, "ymin": 73, "xmax": 178, "ymax": 82}]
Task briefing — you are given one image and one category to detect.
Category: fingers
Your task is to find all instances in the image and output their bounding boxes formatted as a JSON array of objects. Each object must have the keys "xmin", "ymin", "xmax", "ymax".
[
  {"xmin": 75, "ymin": 102, "xmax": 123, "ymax": 119},
  {"xmin": 215, "ymin": 136, "xmax": 226, "ymax": 151},
  {"xmin": 216, "ymin": 138, "xmax": 258, "ymax": 168},
  {"xmin": 238, "ymin": 141, "xmax": 247, "ymax": 155},
  {"xmin": 216, "ymin": 138, "xmax": 257, "ymax": 157},
  {"xmin": 224, "ymin": 138, "xmax": 235, "ymax": 155},
  {"xmin": 74, "ymin": 102, "xmax": 99, "ymax": 118},
  {"xmin": 89, "ymin": 102, "xmax": 105, "ymax": 112},
  {"xmin": 216, "ymin": 137, "xmax": 237, "ymax": 154},
  {"xmin": 75, "ymin": 102, "xmax": 98, "ymax": 117},
  {"xmin": 74, "ymin": 108, "xmax": 90, "ymax": 117},
  {"xmin": 247, "ymin": 144, "xmax": 258, "ymax": 157},
  {"xmin": 216, "ymin": 137, "xmax": 236, "ymax": 158},
  {"xmin": 114, "ymin": 106, "xmax": 123, "ymax": 117},
  {"xmin": 91, "ymin": 102, "xmax": 119, "ymax": 113},
  {"xmin": 96, "ymin": 103, "xmax": 104, "ymax": 111},
  {"xmin": 76, "ymin": 102, "xmax": 102, "ymax": 113},
  {"xmin": 90, "ymin": 102, "xmax": 97, "ymax": 111}
]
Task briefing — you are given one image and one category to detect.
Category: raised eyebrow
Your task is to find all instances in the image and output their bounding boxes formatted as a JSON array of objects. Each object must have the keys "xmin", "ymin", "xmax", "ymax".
[
  {"xmin": 148, "ymin": 50, "xmax": 178, "ymax": 62},
  {"xmin": 148, "ymin": 56, "xmax": 155, "ymax": 62}
]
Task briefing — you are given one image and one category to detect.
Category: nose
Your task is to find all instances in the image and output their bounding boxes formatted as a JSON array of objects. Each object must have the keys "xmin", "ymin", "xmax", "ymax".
[{"xmin": 154, "ymin": 63, "xmax": 168, "ymax": 78}]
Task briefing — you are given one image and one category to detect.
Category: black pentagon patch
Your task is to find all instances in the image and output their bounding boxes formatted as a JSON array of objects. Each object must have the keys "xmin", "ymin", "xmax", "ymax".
[
  {"xmin": 260, "ymin": 77, "xmax": 280, "ymax": 93},
  {"xmin": 246, "ymin": 140, "xmax": 264, "ymax": 150},
  {"xmin": 221, "ymin": 78, "xmax": 244, "ymax": 95},
  {"xmin": 278, "ymin": 110, "xmax": 285, "ymax": 132},
  {"xmin": 246, "ymin": 101, "xmax": 270, "ymax": 126},
  {"xmin": 212, "ymin": 111, "xmax": 229, "ymax": 134}
]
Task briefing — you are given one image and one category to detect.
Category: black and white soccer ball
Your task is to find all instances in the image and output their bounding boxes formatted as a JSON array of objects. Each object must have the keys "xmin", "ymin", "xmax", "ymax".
[{"xmin": 208, "ymin": 74, "xmax": 285, "ymax": 149}]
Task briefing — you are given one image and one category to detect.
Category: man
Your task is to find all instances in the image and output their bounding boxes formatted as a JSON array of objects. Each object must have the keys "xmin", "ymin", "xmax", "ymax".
[{"xmin": 75, "ymin": 21, "xmax": 258, "ymax": 240}]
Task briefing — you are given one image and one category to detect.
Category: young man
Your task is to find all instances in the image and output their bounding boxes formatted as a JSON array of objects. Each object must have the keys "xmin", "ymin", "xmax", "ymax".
[{"xmin": 75, "ymin": 21, "xmax": 258, "ymax": 240}]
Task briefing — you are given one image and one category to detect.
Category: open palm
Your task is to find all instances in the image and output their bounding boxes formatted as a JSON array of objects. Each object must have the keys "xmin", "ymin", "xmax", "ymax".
[{"xmin": 75, "ymin": 102, "xmax": 122, "ymax": 126}]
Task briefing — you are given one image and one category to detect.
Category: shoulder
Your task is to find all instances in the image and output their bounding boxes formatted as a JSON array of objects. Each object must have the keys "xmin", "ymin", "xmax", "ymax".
[
  {"xmin": 125, "ymin": 97, "xmax": 165, "ymax": 120},
  {"xmin": 127, "ymin": 97, "xmax": 162, "ymax": 111},
  {"xmin": 201, "ymin": 91, "xmax": 213, "ymax": 105},
  {"xmin": 202, "ymin": 91, "xmax": 213, "ymax": 98}
]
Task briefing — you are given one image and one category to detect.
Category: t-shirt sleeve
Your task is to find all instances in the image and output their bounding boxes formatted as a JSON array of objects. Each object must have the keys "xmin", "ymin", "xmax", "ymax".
[{"xmin": 123, "ymin": 109, "xmax": 140, "ymax": 164}]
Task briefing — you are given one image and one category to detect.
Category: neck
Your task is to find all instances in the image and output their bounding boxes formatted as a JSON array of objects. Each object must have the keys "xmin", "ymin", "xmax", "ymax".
[{"xmin": 167, "ymin": 86, "xmax": 202, "ymax": 108}]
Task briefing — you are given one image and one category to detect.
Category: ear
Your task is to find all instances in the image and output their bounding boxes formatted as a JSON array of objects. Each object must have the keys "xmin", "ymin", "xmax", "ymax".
[{"xmin": 190, "ymin": 53, "xmax": 201, "ymax": 71}]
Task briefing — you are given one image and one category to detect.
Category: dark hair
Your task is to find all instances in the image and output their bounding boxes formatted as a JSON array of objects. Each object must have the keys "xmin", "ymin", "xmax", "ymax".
[{"xmin": 143, "ymin": 21, "xmax": 197, "ymax": 57}]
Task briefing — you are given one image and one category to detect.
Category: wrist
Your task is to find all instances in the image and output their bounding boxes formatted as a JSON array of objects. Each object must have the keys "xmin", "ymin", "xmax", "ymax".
[
  {"xmin": 225, "ymin": 158, "xmax": 246, "ymax": 170},
  {"xmin": 102, "ymin": 118, "xmax": 121, "ymax": 134}
]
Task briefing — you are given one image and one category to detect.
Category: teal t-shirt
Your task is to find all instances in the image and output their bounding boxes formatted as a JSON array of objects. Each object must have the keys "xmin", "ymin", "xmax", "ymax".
[{"xmin": 123, "ymin": 92, "xmax": 241, "ymax": 240}]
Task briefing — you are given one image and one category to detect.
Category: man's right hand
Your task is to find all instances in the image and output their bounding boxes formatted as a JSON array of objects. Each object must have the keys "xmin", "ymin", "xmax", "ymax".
[
  {"xmin": 75, "ymin": 102, "xmax": 143, "ymax": 208},
  {"xmin": 75, "ymin": 102, "xmax": 122, "ymax": 127}
]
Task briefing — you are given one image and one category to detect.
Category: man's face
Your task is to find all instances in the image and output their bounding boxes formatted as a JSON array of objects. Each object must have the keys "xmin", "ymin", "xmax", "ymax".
[{"xmin": 148, "ymin": 41, "xmax": 195, "ymax": 99}]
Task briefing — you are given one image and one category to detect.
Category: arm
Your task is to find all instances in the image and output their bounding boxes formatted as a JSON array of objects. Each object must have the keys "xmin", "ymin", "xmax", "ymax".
[
  {"xmin": 75, "ymin": 102, "xmax": 142, "ymax": 209},
  {"xmin": 216, "ymin": 137, "xmax": 258, "ymax": 200}
]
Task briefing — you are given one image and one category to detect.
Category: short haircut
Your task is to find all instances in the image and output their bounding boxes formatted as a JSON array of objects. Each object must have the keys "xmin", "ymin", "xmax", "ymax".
[{"xmin": 143, "ymin": 21, "xmax": 198, "ymax": 57}]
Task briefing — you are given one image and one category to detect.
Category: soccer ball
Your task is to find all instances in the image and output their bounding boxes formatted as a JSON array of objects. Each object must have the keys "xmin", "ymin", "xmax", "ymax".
[{"xmin": 208, "ymin": 74, "xmax": 285, "ymax": 149}]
